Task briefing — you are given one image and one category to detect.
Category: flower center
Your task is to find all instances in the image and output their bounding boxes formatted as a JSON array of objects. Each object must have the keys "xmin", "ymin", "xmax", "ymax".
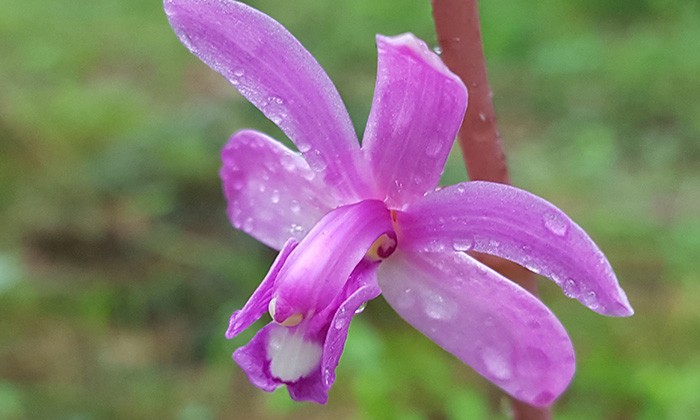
[{"xmin": 365, "ymin": 232, "xmax": 398, "ymax": 261}]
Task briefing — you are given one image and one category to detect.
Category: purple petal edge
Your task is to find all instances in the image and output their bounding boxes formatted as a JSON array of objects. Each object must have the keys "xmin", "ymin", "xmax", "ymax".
[
  {"xmin": 164, "ymin": 0, "xmax": 375, "ymax": 200},
  {"xmin": 221, "ymin": 130, "xmax": 337, "ymax": 250},
  {"xmin": 362, "ymin": 33, "xmax": 467, "ymax": 208},
  {"xmin": 398, "ymin": 181, "xmax": 633, "ymax": 316},
  {"xmin": 226, "ymin": 239, "xmax": 297, "ymax": 339},
  {"xmin": 378, "ymin": 249, "xmax": 576, "ymax": 407}
]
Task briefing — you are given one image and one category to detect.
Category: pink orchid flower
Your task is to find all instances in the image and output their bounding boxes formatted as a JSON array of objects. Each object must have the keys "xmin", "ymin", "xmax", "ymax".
[{"xmin": 164, "ymin": 0, "xmax": 633, "ymax": 406}]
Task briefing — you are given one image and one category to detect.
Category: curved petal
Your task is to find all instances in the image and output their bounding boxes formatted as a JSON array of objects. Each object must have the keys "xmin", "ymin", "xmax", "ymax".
[
  {"xmin": 221, "ymin": 130, "xmax": 339, "ymax": 250},
  {"xmin": 233, "ymin": 324, "xmax": 279, "ymax": 392},
  {"xmin": 396, "ymin": 181, "xmax": 633, "ymax": 316},
  {"xmin": 378, "ymin": 249, "xmax": 575, "ymax": 407},
  {"xmin": 164, "ymin": 0, "xmax": 374, "ymax": 199},
  {"xmin": 232, "ymin": 260, "xmax": 381, "ymax": 404},
  {"xmin": 225, "ymin": 239, "xmax": 297, "ymax": 339},
  {"xmin": 270, "ymin": 200, "xmax": 391, "ymax": 322},
  {"xmin": 361, "ymin": 34, "xmax": 468, "ymax": 208},
  {"xmin": 320, "ymin": 261, "xmax": 381, "ymax": 389}
]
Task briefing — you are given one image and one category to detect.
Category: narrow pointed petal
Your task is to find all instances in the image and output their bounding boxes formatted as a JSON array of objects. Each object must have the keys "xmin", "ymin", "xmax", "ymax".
[
  {"xmin": 271, "ymin": 200, "xmax": 392, "ymax": 321},
  {"xmin": 362, "ymin": 34, "xmax": 467, "ymax": 208},
  {"xmin": 378, "ymin": 250, "xmax": 575, "ymax": 407},
  {"xmin": 396, "ymin": 181, "xmax": 633, "ymax": 316},
  {"xmin": 320, "ymin": 261, "xmax": 381, "ymax": 390},
  {"xmin": 164, "ymin": 0, "xmax": 373, "ymax": 199},
  {"xmin": 225, "ymin": 239, "xmax": 297, "ymax": 339},
  {"xmin": 221, "ymin": 130, "xmax": 339, "ymax": 250}
]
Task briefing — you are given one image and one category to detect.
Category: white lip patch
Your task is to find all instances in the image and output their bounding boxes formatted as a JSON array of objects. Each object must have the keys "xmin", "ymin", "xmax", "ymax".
[{"xmin": 267, "ymin": 325, "xmax": 323, "ymax": 382}]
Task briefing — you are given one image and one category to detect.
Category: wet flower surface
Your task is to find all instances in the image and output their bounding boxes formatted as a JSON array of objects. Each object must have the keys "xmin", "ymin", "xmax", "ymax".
[{"xmin": 165, "ymin": 0, "xmax": 633, "ymax": 406}]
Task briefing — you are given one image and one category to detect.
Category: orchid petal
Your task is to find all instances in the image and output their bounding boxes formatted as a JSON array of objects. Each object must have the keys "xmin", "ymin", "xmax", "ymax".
[
  {"xmin": 232, "ymin": 261, "xmax": 380, "ymax": 404},
  {"xmin": 225, "ymin": 239, "xmax": 297, "ymax": 339},
  {"xmin": 362, "ymin": 34, "xmax": 467, "ymax": 208},
  {"xmin": 164, "ymin": 0, "xmax": 373, "ymax": 199},
  {"xmin": 233, "ymin": 324, "xmax": 279, "ymax": 392},
  {"xmin": 320, "ymin": 261, "xmax": 381, "ymax": 390},
  {"xmin": 397, "ymin": 181, "xmax": 633, "ymax": 316},
  {"xmin": 286, "ymin": 368, "xmax": 327, "ymax": 404},
  {"xmin": 221, "ymin": 130, "xmax": 339, "ymax": 250},
  {"xmin": 378, "ymin": 249, "xmax": 575, "ymax": 407},
  {"xmin": 271, "ymin": 200, "xmax": 392, "ymax": 322}
]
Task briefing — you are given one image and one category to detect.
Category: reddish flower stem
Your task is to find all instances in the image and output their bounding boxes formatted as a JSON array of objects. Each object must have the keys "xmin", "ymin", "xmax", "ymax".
[{"xmin": 431, "ymin": 1, "xmax": 551, "ymax": 419}]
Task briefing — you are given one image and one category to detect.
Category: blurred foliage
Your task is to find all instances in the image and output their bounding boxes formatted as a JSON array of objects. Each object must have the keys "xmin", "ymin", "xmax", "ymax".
[{"xmin": 1, "ymin": 0, "xmax": 699, "ymax": 418}]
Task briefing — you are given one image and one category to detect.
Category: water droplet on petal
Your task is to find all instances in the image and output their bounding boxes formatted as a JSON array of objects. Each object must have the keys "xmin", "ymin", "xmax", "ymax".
[
  {"xmin": 433, "ymin": 45, "xmax": 443, "ymax": 55},
  {"xmin": 396, "ymin": 287, "xmax": 415, "ymax": 309},
  {"xmin": 452, "ymin": 238, "xmax": 474, "ymax": 252},
  {"xmin": 270, "ymin": 190, "xmax": 280, "ymax": 204},
  {"xmin": 233, "ymin": 69, "xmax": 245, "ymax": 77},
  {"xmin": 297, "ymin": 142, "xmax": 311, "ymax": 153},
  {"xmin": 323, "ymin": 368, "xmax": 333, "ymax": 387},
  {"xmin": 423, "ymin": 292, "xmax": 457, "ymax": 321},
  {"xmin": 241, "ymin": 217, "xmax": 254, "ymax": 233},
  {"xmin": 583, "ymin": 290, "xmax": 598, "ymax": 308},
  {"xmin": 543, "ymin": 211, "xmax": 569, "ymax": 236},
  {"xmin": 290, "ymin": 200, "xmax": 301, "ymax": 213},
  {"xmin": 480, "ymin": 346, "xmax": 513, "ymax": 381},
  {"xmin": 562, "ymin": 279, "xmax": 578, "ymax": 298},
  {"xmin": 355, "ymin": 301, "xmax": 368, "ymax": 314},
  {"xmin": 425, "ymin": 142, "xmax": 441, "ymax": 157},
  {"xmin": 281, "ymin": 154, "xmax": 296, "ymax": 171},
  {"xmin": 289, "ymin": 223, "xmax": 304, "ymax": 235},
  {"xmin": 334, "ymin": 318, "xmax": 345, "ymax": 330}
]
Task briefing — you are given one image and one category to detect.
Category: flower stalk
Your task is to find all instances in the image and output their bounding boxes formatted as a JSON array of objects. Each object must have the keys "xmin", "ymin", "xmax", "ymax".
[{"xmin": 431, "ymin": 0, "xmax": 550, "ymax": 418}]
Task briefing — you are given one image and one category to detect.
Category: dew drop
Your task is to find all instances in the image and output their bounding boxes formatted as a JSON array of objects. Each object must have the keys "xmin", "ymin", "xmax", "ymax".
[
  {"xmin": 543, "ymin": 211, "xmax": 569, "ymax": 236},
  {"xmin": 233, "ymin": 69, "xmax": 245, "ymax": 77},
  {"xmin": 478, "ymin": 112, "xmax": 487, "ymax": 122},
  {"xmin": 452, "ymin": 238, "xmax": 474, "ymax": 252},
  {"xmin": 562, "ymin": 279, "xmax": 578, "ymax": 298},
  {"xmin": 396, "ymin": 287, "xmax": 415, "ymax": 309},
  {"xmin": 480, "ymin": 347, "xmax": 513, "ymax": 381},
  {"xmin": 290, "ymin": 200, "xmax": 301, "ymax": 213},
  {"xmin": 423, "ymin": 292, "xmax": 457, "ymax": 321},
  {"xmin": 355, "ymin": 301, "xmax": 368, "ymax": 314},
  {"xmin": 281, "ymin": 154, "xmax": 296, "ymax": 171},
  {"xmin": 423, "ymin": 238, "xmax": 446, "ymax": 252},
  {"xmin": 241, "ymin": 217, "xmax": 254, "ymax": 233},
  {"xmin": 425, "ymin": 142, "xmax": 442, "ymax": 157},
  {"xmin": 583, "ymin": 290, "xmax": 598, "ymax": 308},
  {"xmin": 289, "ymin": 224, "xmax": 304, "ymax": 235},
  {"xmin": 334, "ymin": 317, "xmax": 345, "ymax": 330},
  {"xmin": 433, "ymin": 45, "xmax": 443, "ymax": 55},
  {"xmin": 323, "ymin": 368, "xmax": 333, "ymax": 387},
  {"xmin": 297, "ymin": 142, "xmax": 311, "ymax": 153},
  {"xmin": 270, "ymin": 190, "xmax": 280, "ymax": 204}
]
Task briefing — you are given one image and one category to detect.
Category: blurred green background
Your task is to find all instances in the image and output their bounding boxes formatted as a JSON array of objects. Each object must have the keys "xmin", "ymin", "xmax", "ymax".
[{"xmin": 1, "ymin": 0, "xmax": 699, "ymax": 418}]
